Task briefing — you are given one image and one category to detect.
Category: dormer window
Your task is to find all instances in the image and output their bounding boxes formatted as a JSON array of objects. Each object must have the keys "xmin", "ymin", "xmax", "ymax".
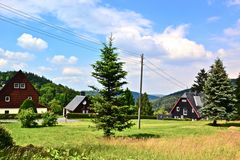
[
  {"xmin": 20, "ymin": 83, "xmax": 25, "ymax": 89},
  {"xmin": 14, "ymin": 83, "xmax": 19, "ymax": 89},
  {"xmin": 5, "ymin": 96, "xmax": 10, "ymax": 102}
]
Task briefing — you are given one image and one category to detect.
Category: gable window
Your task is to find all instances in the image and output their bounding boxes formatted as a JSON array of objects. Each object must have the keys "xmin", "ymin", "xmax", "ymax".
[
  {"xmin": 176, "ymin": 106, "xmax": 180, "ymax": 112},
  {"xmin": 5, "ymin": 96, "xmax": 10, "ymax": 102},
  {"xmin": 20, "ymin": 83, "xmax": 25, "ymax": 89},
  {"xmin": 192, "ymin": 109, "xmax": 194, "ymax": 113},
  {"xmin": 14, "ymin": 83, "xmax": 19, "ymax": 89},
  {"xmin": 182, "ymin": 99, "xmax": 187, "ymax": 102},
  {"xmin": 28, "ymin": 96, "xmax": 32, "ymax": 100},
  {"xmin": 183, "ymin": 108, "xmax": 187, "ymax": 115}
]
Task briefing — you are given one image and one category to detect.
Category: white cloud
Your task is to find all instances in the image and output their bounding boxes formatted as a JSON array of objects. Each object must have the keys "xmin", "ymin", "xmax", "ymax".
[
  {"xmin": 224, "ymin": 19, "xmax": 240, "ymax": 36},
  {"xmin": 50, "ymin": 55, "xmax": 78, "ymax": 64},
  {"xmin": 38, "ymin": 66, "xmax": 53, "ymax": 73},
  {"xmin": 62, "ymin": 67, "xmax": 82, "ymax": 76},
  {"xmin": 17, "ymin": 33, "xmax": 48, "ymax": 51},
  {"xmin": 0, "ymin": 59, "xmax": 7, "ymax": 67},
  {"xmin": 227, "ymin": 0, "xmax": 240, "ymax": 6},
  {"xmin": 207, "ymin": 16, "xmax": 220, "ymax": 22},
  {"xmin": 11, "ymin": 63, "xmax": 28, "ymax": 70},
  {"xmin": 0, "ymin": 48, "xmax": 33, "ymax": 61}
]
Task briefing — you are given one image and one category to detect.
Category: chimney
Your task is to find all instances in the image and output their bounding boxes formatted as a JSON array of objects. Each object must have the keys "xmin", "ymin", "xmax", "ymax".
[{"xmin": 80, "ymin": 91, "xmax": 85, "ymax": 96}]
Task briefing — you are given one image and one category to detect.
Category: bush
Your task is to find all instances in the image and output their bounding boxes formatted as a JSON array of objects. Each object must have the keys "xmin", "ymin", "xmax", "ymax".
[
  {"xmin": 49, "ymin": 99, "xmax": 63, "ymax": 114},
  {"xmin": 67, "ymin": 113, "xmax": 96, "ymax": 119},
  {"xmin": 42, "ymin": 112, "xmax": 58, "ymax": 127},
  {"xmin": 19, "ymin": 99, "xmax": 37, "ymax": 113},
  {"xmin": 18, "ymin": 109, "xmax": 38, "ymax": 128},
  {"xmin": 0, "ymin": 114, "xmax": 17, "ymax": 119},
  {"xmin": 0, "ymin": 126, "xmax": 14, "ymax": 149}
]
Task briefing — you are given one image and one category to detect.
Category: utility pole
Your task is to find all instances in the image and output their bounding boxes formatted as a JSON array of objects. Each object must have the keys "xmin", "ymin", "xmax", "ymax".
[{"xmin": 138, "ymin": 54, "xmax": 144, "ymax": 129}]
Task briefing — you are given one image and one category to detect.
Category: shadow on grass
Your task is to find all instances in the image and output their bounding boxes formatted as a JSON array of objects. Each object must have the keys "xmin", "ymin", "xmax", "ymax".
[
  {"xmin": 127, "ymin": 133, "xmax": 160, "ymax": 139},
  {"xmin": 207, "ymin": 122, "xmax": 240, "ymax": 127}
]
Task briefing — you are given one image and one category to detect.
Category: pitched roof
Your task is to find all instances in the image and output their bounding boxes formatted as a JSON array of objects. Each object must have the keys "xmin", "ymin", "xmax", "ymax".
[{"xmin": 65, "ymin": 95, "xmax": 86, "ymax": 111}]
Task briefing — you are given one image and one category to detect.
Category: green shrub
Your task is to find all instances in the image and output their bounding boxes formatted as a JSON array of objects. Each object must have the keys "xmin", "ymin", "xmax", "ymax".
[
  {"xmin": 49, "ymin": 99, "xmax": 63, "ymax": 114},
  {"xmin": 0, "ymin": 126, "xmax": 14, "ymax": 149},
  {"xmin": 18, "ymin": 109, "xmax": 38, "ymax": 128},
  {"xmin": 19, "ymin": 99, "xmax": 37, "ymax": 113},
  {"xmin": 0, "ymin": 114, "xmax": 17, "ymax": 119},
  {"xmin": 66, "ymin": 113, "xmax": 96, "ymax": 119},
  {"xmin": 42, "ymin": 112, "xmax": 58, "ymax": 127}
]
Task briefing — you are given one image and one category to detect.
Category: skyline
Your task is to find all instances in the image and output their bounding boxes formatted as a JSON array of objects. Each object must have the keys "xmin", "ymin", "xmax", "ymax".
[{"xmin": 0, "ymin": 0, "xmax": 240, "ymax": 94}]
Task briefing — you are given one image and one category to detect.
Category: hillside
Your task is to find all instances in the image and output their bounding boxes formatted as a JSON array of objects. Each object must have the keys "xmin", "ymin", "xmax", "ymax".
[
  {"xmin": 0, "ymin": 71, "xmax": 80, "ymax": 110},
  {"xmin": 152, "ymin": 78, "xmax": 237, "ymax": 112}
]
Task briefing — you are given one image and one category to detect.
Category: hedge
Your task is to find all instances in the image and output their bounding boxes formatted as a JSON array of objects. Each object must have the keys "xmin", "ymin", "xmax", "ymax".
[{"xmin": 66, "ymin": 113, "xmax": 156, "ymax": 119}]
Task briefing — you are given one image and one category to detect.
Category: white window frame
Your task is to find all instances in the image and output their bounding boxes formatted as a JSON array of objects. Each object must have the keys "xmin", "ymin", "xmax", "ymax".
[
  {"xmin": 182, "ymin": 99, "xmax": 187, "ymax": 102},
  {"xmin": 192, "ymin": 108, "xmax": 194, "ymax": 113},
  {"xmin": 20, "ymin": 83, "xmax": 25, "ymax": 89},
  {"xmin": 86, "ymin": 110, "xmax": 89, "ymax": 114},
  {"xmin": 183, "ymin": 108, "xmax": 188, "ymax": 115},
  {"xmin": 5, "ymin": 96, "xmax": 10, "ymax": 102},
  {"xmin": 176, "ymin": 106, "xmax": 180, "ymax": 112},
  {"xmin": 82, "ymin": 110, "xmax": 85, "ymax": 114},
  {"xmin": 28, "ymin": 96, "xmax": 32, "ymax": 100},
  {"xmin": 14, "ymin": 83, "xmax": 19, "ymax": 89}
]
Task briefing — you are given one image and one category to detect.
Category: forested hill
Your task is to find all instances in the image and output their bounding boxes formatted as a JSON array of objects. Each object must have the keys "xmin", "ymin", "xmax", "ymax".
[
  {"xmin": 0, "ymin": 71, "xmax": 80, "ymax": 110},
  {"xmin": 152, "ymin": 78, "xmax": 237, "ymax": 112}
]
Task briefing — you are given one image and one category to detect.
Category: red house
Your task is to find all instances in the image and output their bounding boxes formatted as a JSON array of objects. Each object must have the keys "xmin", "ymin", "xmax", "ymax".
[
  {"xmin": 0, "ymin": 70, "xmax": 47, "ymax": 114},
  {"xmin": 170, "ymin": 92, "xmax": 203, "ymax": 120}
]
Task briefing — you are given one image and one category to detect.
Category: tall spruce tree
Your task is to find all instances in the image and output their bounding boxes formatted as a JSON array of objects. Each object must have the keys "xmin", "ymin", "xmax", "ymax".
[
  {"xmin": 201, "ymin": 59, "xmax": 237, "ymax": 125},
  {"xmin": 123, "ymin": 88, "xmax": 135, "ymax": 106},
  {"xmin": 136, "ymin": 92, "xmax": 153, "ymax": 115},
  {"xmin": 235, "ymin": 73, "xmax": 240, "ymax": 117},
  {"xmin": 191, "ymin": 68, "xmax": 208, "ymax": 94},
  {"xmin": 91, "ymin": 36, "xmax": 134, "ymax": 136}
]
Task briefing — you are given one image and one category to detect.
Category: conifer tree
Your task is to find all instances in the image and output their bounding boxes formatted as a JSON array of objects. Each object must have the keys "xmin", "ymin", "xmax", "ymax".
[
  {"xmin": 136, "ymin": 92, "xmax": 153, "ymax": 115},
  {"xmin": 191, "ymin": 68, "xmax": 208, "ymax": 94},
  {"xmin": 201, "ymin": 59, "xmax": 237, "ymax": 125},
  {"xmin": 123, "ymin": 88, "xmax": 135, "ymax": 106},
  {"xmin": 91, "ymin": 36, "xmax": 134, "ymax": 136},
  {"xmin": 235, "ymin": 73, "xmax": 240, "ymax": 117}
]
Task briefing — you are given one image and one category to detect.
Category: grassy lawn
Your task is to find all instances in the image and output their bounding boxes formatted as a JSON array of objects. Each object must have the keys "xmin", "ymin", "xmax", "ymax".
[{"xmin": 1, "ymin": 119, "xmax": 240, "ymax": 159}]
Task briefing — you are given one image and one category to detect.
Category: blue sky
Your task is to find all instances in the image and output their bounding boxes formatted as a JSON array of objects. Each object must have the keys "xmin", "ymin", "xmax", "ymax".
[{"xmin": 0, "ymin": 0, "xmax": 240, "ymax": 94}]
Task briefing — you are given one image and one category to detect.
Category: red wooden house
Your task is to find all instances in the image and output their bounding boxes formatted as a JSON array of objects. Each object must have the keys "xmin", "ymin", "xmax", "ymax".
[{"xmin": 0, "ymin": 70, "xmax": 47, "ymax": 114}]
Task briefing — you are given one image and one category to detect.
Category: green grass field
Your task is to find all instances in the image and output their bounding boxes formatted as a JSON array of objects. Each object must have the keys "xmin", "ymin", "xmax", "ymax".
[{"xmin": 1, "ymin": 119, "xmax": 240, "ymax": 160}]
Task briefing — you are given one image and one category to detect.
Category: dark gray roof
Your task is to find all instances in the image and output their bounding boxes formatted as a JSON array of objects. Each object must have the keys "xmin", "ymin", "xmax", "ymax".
[
  {"xmin": 181, "ymin": 92, "xmax": 203, "ymax": 108},
  {"xmin": 65, "ymin": 95, "xmax": 86, "ymax": 111}
]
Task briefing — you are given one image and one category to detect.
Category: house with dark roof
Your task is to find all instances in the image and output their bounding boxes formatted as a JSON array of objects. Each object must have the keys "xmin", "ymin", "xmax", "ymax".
[
  {"xmin": 170, "ymin": 92, "xmax": 203, "ymax": 120},
  {"xmin": 0, "ymin": 70, "xmax": 47, "ymax": 114},
  {"xmin": 63, "ymin": 94, "xmax": 91, "ymax": 116}
]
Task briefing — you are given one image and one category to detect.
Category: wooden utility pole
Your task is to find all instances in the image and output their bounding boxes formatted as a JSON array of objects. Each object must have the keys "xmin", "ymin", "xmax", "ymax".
[{"xmin": 138, "ymin": 54, "xmax": 144, "ymax": 129}]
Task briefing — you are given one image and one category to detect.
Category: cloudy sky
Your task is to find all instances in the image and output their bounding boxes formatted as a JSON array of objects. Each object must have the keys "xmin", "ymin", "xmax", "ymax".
[{"xmin": 0, "ymin": 0, "xmax": 239, "ymax": 94}]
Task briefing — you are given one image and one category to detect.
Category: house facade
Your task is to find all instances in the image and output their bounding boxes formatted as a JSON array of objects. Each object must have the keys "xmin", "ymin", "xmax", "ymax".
[
  {"xmin": 0, "ymin": 70, "xmax": 47, "ymax": 114},
  {"xmin": 170, "ymin": 93, "xmax": 203, "ymax": 120},
  {"xmin": 64, "ymin": 94, "xmax": 91, "ymax": 116}
]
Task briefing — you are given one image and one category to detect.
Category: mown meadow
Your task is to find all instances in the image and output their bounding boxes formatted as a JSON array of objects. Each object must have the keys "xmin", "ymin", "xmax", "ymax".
[{"xmin": 1, "ymin": 119, "xmax": 240, "ymax": 160}]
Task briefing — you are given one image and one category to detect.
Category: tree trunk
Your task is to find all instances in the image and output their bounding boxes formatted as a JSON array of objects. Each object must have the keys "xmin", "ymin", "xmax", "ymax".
[{"xmin": 213, "ymin": 119, "xmax": 217, "ymax": 126}]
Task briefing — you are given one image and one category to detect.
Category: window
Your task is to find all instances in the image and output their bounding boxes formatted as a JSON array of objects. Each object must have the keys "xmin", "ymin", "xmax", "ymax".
[
  {"xmin": 28, "ymin": 96, "xmax": 32, "ymax": 100},
  {"xmin": 183, "ymin": 108, "xmax": 187, "ymax": 115},
  {"xmin": 14, "ymin": 83, "xmax": 19, "ymax": 89},
  {"xmin": 5, "ymin": 110, "xmax": 9, "ymax": 114},
  {"xmin": 82, "ymin": 100, "xmax": 87, "ymax": 105},
  {"xmin": 20, "ymin": 83, "xmax": 25, "ymax": 89},
  {"xmin": 182, "ymin": 99, "xmax": 187, "ymax": 102},
  {"xmin": 5, "ymin": 96, "xmax": 10, "ymax": 102},
  {"xmin": 176, "ymin": 106, "xmax": 180, "ymax": 112},
  {"xmin": 86, "ymin": 110, "xmax": 89, "ymax": 114},
  {"xmin": 82, "ymin": 110, "xmax": 85, "ymax": 114},
  {"xmin": 192, "ymin": 108, "xmax": 194, "ymax": 113}
]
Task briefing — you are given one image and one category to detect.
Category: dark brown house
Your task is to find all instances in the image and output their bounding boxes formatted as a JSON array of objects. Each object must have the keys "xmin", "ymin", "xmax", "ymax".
[
  {"xmin": 64, "ymin": 95, "xmax": 91, "ymax": 116},
  {"xmin": 0, "ymin": 70, "xmax": 47, "ymax": 114},
  {"xmin": 170, "ymin": 93, "xmax": 203, "ymax": 120}
]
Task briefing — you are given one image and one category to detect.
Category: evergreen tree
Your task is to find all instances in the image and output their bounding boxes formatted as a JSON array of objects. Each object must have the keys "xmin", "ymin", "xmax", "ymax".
[
  {"xmin": 235, "ymin": 73, "xmax": 240, "ymax": 117},
  {"xmin": 191, "ymin": 68, "xmax": 208, "ymax": 94},
  {"xmin": 201, "ymin": 59, "xmax": 237, "ymax": 125},
  {"xmin": 91, "ymin": 36, "xmax": 134, "ymax": 136},
  {"xmin": 136, "ymin": 92, "xmax": 153, "ymax": 115},
  {"xmin": 123, "ymin": 88, "xmax": 135, "ymax": 106}
]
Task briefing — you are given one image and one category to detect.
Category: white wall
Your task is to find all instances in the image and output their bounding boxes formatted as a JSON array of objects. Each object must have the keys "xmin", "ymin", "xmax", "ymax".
[{"xmin": 0, "ymin": 108, "xmax": 48, "ymax": 114}]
